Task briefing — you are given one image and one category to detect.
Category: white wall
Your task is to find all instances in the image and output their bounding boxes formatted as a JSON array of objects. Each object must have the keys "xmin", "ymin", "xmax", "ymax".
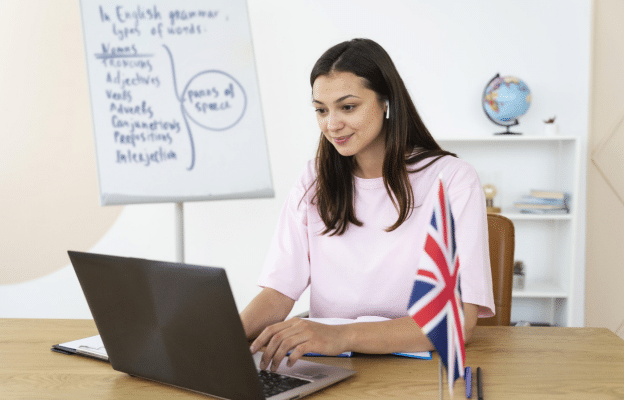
[{"xmin": 0, "ymin": 0, "xmax": 591, "ymax": 319}]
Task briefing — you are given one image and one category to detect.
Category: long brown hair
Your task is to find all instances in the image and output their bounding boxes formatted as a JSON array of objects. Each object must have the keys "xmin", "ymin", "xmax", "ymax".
[{"xmin": 310, "ymin": 38, "xmax": 456, "ymax": 236}]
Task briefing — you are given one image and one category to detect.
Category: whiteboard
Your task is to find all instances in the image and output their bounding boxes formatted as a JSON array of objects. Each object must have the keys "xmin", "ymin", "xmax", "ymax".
[{"xmin": 80, "ymin": 0, "xmax": 273, "ymax": 205}]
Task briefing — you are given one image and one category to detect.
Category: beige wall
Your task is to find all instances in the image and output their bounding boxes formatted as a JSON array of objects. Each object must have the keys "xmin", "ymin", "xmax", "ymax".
[
  {"xmin": 0, "ymin": 1, "xmax": 122, "ymax": 284},
  {"xmin": 586, "ymin": 0, "xmax": 624, "ymax": 337}
]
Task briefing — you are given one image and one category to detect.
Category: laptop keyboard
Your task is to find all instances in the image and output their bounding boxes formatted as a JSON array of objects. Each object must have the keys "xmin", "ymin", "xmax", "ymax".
[{"xmin": 258, "ymin": 369, "xmax": 309, "ymax": 398}]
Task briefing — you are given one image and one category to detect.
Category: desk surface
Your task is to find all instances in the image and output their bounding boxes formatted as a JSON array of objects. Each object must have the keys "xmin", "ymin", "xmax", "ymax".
[{"xmin": 2, "ymin": 319, "xmax": 624, "ymax": 399}]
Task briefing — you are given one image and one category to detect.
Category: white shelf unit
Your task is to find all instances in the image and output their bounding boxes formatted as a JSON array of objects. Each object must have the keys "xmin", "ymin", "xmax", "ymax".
[{"xmin": 437, "ymin": 136, "xmax": 584, "ymax": 327}]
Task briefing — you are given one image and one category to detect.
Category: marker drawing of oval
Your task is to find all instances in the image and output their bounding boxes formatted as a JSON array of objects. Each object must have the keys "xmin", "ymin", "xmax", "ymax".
[{"xmin": 182, "ymin": 70, "xmax": 247, "ymax": 131}]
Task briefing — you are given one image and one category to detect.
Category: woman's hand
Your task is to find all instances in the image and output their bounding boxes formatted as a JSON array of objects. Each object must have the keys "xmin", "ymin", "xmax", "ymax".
[{"xmin": 249, "ymin": 318, "xmax": 349, "ymax": 371}]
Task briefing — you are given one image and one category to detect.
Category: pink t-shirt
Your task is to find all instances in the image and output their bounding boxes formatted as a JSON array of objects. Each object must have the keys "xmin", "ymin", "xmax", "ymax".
[{"xmin": 258, "ymin": 156, "xmax": 495, "ymax": 319}]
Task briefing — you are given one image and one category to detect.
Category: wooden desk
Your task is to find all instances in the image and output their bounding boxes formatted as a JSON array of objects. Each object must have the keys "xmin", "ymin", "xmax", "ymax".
[{"xmin": 2, "ymin": 319, "xmax": 624, "ymax": 399}]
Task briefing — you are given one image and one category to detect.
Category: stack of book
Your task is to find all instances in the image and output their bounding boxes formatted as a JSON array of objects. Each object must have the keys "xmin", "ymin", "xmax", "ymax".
[{"xmin": 514, "ymin": 190, "xmax": 570, "ymax": 214}]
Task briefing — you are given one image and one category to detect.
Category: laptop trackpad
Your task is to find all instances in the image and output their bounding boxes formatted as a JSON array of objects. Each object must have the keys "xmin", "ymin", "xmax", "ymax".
[{"xmin": 253, "ymin": 352, "xmax": 328, "ymax": 380}]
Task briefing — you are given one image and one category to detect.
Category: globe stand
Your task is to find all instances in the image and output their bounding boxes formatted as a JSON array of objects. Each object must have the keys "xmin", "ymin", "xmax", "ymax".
[{"xmin": 494, "ymin": 123, "xmax": 522, "ymax": 135}]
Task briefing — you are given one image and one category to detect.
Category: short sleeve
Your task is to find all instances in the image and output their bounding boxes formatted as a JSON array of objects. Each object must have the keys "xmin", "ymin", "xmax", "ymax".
[
  {"xmin": 256, "ymin": 168, "xmax": 313, "ymax": 301},
  {"xmin": 447, "ymin": 167, "xmax": 495, "ymax": 318}
]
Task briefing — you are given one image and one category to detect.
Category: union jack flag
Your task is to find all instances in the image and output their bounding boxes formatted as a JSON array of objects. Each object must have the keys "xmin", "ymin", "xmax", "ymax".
[{"xmin": 408, "ymin": 175, "xmax": 465, "ymax": 396}]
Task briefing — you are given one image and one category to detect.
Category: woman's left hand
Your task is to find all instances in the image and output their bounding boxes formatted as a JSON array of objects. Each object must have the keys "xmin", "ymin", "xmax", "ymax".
[{"xmin": 249, "ymin": 318, "xmax": 348, "ymax": 371}]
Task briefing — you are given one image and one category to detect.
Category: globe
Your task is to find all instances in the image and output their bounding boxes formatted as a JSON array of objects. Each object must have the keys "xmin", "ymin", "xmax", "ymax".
[{"xmin": 482, "ymin": 74, "xmax": 531, "ymax": 134}]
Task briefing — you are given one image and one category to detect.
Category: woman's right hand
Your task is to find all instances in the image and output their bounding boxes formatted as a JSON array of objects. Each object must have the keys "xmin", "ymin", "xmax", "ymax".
[{"xmin": 250, "ymin": 317, "xmax": 348, "ymax": 371}]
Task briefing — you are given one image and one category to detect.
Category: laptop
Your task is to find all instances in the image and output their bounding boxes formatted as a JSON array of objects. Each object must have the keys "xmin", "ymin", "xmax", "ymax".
[{"xmin": 67, "ymin": 251, "xmax": 355, "ymax": 400}]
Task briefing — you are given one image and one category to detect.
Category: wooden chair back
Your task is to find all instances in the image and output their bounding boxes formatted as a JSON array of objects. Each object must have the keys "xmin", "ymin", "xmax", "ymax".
[{"xmin": 477, "ymin": 213, "xmax": 516, "ymax": 326}]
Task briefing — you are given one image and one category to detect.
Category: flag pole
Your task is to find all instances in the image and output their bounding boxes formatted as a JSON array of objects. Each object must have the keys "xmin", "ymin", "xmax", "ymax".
[{"xmin": 439, "ymin": 358, "xmax": 443, "ymax": 400}]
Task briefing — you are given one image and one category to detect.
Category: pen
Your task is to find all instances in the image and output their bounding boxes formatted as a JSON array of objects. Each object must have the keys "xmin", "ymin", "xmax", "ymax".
[
  {"xmin": 477, "ymin": 367, "xmax": 484, "ymax": 400},
  {"xmin": 465, "ymin": 366, "xmax": 472, "ymax": 398}
]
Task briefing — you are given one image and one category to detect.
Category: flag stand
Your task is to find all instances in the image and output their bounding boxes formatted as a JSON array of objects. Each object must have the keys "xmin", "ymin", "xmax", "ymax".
[{"xmin": 408, "ymin": 174, "xmax": 463, "ymax": 400}]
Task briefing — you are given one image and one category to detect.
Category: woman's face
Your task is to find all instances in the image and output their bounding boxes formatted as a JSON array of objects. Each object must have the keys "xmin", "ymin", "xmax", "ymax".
[{"xmin": 312, "ymin": 71, "xmax": 386, "ymax": 163}]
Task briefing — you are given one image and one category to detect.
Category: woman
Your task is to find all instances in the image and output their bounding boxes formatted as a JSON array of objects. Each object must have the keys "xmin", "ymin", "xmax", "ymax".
[{"xmin": 241, "ymin": 38, "xmax": 494, "ymax": 372}]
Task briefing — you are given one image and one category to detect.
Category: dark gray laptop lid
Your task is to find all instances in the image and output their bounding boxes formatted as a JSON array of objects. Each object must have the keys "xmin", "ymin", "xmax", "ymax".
[{"xmin": 68, "ymin": 251, "xmax": 265, "ymax": 400}]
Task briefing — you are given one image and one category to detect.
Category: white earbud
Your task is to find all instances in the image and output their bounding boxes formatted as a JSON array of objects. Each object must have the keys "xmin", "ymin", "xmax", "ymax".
[{"xmin": 385, "ymin": 100, "xmax": 390, "ymax": 119}]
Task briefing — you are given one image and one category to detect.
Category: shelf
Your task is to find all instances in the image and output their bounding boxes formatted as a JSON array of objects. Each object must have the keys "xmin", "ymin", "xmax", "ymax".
[
  {"xmin": 437, "ymin": 135, "xmax": 577, "ymax": 142},
  {"xmin": 500, "ymin": 212, "xmax": 573, "ymax": 221},
  {"xmin": 443, "ymin": 134, "xmax": 583, "ymax": 326},
  {"xmin": 512, "ymin": 281, "xmax": 568, "ymax": 298}
]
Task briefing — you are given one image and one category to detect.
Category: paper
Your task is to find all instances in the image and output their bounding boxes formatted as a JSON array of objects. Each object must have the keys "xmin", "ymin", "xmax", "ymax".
[
  {"xmin": 58, "ymin": 334, "xmax": 108, "ymax": 360},
  {"xmin": 304, "ymin": 316, "xmax": 432, "ymax": 360}
]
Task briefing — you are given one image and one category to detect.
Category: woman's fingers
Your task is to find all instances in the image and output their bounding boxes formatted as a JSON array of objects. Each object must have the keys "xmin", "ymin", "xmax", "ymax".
[
  {"xmin": 250, "ymin": 318, "xmax": 292, "ymax": 353},
  {"xmin": 269, "ymin": 334, "xmax": 308, "ymax": 372},
  {"xmin": 252, "ymin": 318, "xmax": 346, "ymax": 371},
  {"xmin": 255, "ymin": 319, "xmax": 301, "ymax": 369},
  {"xmin": 286, "ymin": 342, "xmax": 310, "ymax": 367}
]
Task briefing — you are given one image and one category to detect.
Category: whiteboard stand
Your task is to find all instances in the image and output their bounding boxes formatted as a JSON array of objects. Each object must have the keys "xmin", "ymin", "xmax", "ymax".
[{"xmin": 175, "ymin": 203, "xmax": 184, "ymax": 263}]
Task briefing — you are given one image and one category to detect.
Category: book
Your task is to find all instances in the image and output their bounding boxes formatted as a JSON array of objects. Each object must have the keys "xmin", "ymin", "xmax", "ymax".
[
  {"xmin": 514, "ymin": 202, "xmax": 566, "ymax": 210},
  {"xmin": 304, "ymin": 316, "xmax": 432, "ymax": 360},
  {"xmin": 517, "ymin": 208, "xmax": 570, "ymax": 215},
  {"xmin": 517, "ymin": 195, "xmax": 566, "ymax": 206},
  {"xmin": 530, "ymin": 190, "xmax": 570, "ymax": 200},
  {"xmin": 516, "ymin": 193, "xmax": 570, "ymax": 213}
]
